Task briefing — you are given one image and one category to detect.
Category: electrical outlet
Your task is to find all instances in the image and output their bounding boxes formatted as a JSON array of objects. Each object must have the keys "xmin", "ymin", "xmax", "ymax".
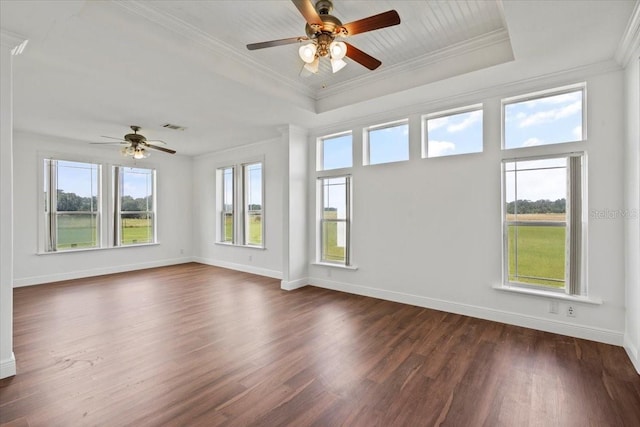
[
  {"xmin": 180, "ymin": 248, "xmax": 184, "ymax": 255},
  {"xmin": 549, "ymin": 300, "xmax": 559, "ymax": 314},
  {"xmin": 248, "ymin": 255, "xmax": 252, "ymax": 262},
  {"xmin": 327, "ymin": 269, "xmax": 332, "ymax": 278},
  {"xmin": 567, "ymin": 305, "xmax": 576, "ymax": 317}
]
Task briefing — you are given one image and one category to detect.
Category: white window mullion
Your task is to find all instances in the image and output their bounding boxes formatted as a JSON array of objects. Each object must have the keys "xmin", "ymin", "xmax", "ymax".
[{"xmin": 568, "ymin": 155, "xmax": 583, "ymax": 295}]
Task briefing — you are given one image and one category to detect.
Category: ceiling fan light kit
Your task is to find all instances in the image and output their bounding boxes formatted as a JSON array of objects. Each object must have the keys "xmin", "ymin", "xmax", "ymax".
[
  {"xmin": 92, "ymin": 125, "xmax": 177, "ymax": 159},
  {"xmin": 247, "ymin": 0, "xmax": 400, "ymax": 74}
]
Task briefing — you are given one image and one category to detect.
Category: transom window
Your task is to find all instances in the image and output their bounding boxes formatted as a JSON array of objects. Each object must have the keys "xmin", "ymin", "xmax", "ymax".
[
  {"xmin": 318, "ymin": 131, "xmax": 353, "ymax": 171},
  {"xmin": 365, "ymin": 120, "xmax": 409, "ymax": 165},
  {"xmin": 503, "ymin": 85, "xmax": 585, "ymax": 149},
  {"xmin": 424, "ymin": 105, "xmax": 483, "ymax": 157},
  {"xmin": 503, "ymin": 154, "xmax": 584, "ymax": 294}
]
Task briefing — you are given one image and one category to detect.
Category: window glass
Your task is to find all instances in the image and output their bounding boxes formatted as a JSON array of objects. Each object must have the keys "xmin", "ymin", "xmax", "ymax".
[
  {"xmin": 221, "ymin": 167, "xmax": 234, "ymax": 243},
  {"xmin": 367, "ymin": 121, "xmax": 409, "ymax": 165},
  {"xmin": 321, "ymin": 176, "xmax": 350, "ymax": 264},
  {"xmin": 504, "ymin": 89, "xmax": 584, "ymax": 149},
  {"xmin": 244, "ymin": 162, "xmax": 263, "ymax": 246},
  {"xmin": 44, "ymin": 159, "xmax": 100, "ymax": 251},
  {"xmin": 118, "ymin": 167, "xmax": 155, "ymax": 245},
  {"xmin": 426, "ymin": 108, "xmax": 483, "ymax": 157},
  {"xmin": 321, "ymin": 133, "xmax": 352, "ymax": 170}
]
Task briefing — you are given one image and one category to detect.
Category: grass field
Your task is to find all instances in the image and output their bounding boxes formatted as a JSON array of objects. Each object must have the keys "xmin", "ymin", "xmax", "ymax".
[
  {"xmin": 507, "ymin": 224, "xmax": 566, "ymax": 287},
  {"xmin": 223, "ymin": 214, "xmax": 262, "ymax": 245},
  {"xmin": 55, "ymin": 215, "xmax": 153, "ymax": 249}
]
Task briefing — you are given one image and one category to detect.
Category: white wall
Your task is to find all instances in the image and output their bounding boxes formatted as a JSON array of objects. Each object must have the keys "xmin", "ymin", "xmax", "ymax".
[
  {"xmin": 624, "ymin": 47, "xmax": 640, "ymax": 373},
  {"xmin": 12, "ymin": 131, "xmax": 193, "ymax": 286},
  {"xmin": 305, "ymin": 68, "xmax": 627, "ymax": 346},
  {"xmin": 192, "ymin": 137, "xmax": 285, "ymax": 279}
]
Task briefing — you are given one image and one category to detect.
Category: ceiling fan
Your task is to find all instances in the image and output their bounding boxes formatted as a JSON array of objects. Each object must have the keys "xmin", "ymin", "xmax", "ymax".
[
  {"xmin": 92, "ymin": 126, "xmax": 177, "ymax": 159},
  {"xmin": 246, "ymin": 0, "xmax": 400, "ymax": 73}
]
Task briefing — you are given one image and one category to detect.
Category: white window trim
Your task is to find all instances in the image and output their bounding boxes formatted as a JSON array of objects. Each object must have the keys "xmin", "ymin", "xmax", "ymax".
[
  {"xmin": 501, "ymin": 82, "xmax": 587, "ymax": 150},
  {"xmin": 113, "ymin": 166, "xmax": 157, "ymax": 247},
  {"xmin": 501, "ymin": 152, "xmax": 587, "ymax": 297}
]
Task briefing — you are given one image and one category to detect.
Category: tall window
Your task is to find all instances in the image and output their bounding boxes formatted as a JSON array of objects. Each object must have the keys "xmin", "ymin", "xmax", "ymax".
[
  {"xmin": 424, "ymin": 105, "xmax": 483, "ymax": 157},
  {"xmin": 221, "ymin": 167, "xmax": 234, "ymax": 243},
  {"xmin": 318, "ymin": 131, "xmax": 353, "ymax": 171},
  {"xmin": 319, "ymin": 176, "xmax": 351, "ymax": 265},
  {"xmin": 44, "ymin": 159, "xmax": 100, "ymax": 251},
  {"xmin": 244, "ymin": 162, "xmax": 263, "ymax": 247},
  {"xmin": 114, "ymin": 167, "xmax": 156, "ymax": 246},
  {"xmin": 365, "ymin": 120, "xmax": 409, "ymax": 165},
  {"xmin": 503, "ymin": 85, "xmax": 585, "ymax": 149},
  {"xmin": 217, "ymin": 161, "xmax": 264, "ymax": 247},
  {"xmin": 503, "ymin": 154, "xmax": 584, "ymax": 294}
]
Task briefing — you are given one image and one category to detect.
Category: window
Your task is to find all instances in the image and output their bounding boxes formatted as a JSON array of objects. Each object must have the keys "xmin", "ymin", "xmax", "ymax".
[
  {"xmin": 319, "ymin": 176, "xmax": 351, "ymax": 265},
  {"xmin": 424, "ymin": 105, "xmax": 483, "ymax": 157},
  {"xmin": 318, "ymin": 131, "xmax": 352, "ymax": 171},
  {"xmin": 244, "ymin": 162, "xmax": 263, "ymax": 247},
  {"xmin": 221, "ymin": 167, "xmax": 234, "ymax": 243},
  {"xmin": 365, "ymin": 120, "xmax": 409, "ymax": 165},
  {"xmin": 44, "ymin": 159, "xmax": 100, "ymax": 251},
  {"xmin": 217, "ymin": 161, "xmax": 264, "ymax": 247},
  {"xmin": 503, "ymin": 154, "xmax": 584, "ymax": 294},
  {"xmin": 114, "ymin": 166, "xmax": 156, "ymax": 246},
  {"xmin": 503, "ymin": 85, "xmax": 585, "ymax": 149}
]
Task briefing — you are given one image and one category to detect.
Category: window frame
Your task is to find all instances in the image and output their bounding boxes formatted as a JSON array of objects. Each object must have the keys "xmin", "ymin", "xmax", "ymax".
[
  {"xmin": 501, "ymin": 152, "xmax": 586, "ymax": 296},
  {"xmin": 113, "ymin": 166, "xmax": 157, "ymax": 247},
  {"xmin": 216, "ymin": 159, "xmax": 265, "ymax": 249},
  {"xmin": 422, "ymin": 104, "xmax": 484, "ymax": 158},
  {"xmin": 220, "ymin": 166, "xmax": 235, "ymax": 244},
  {"xmin": 502, "ymin": 83, "xmax": 587, "ymax": 150},
  {"xmin": 364, "ymin": 119, "xmax": 410, "ymax": 166},
  {"xmin": 318, "ymin": 175, "xmax": 352, "ymax": 266},
  {"xmin": 43, "ymin": 158, "xmax": 102, "ymax": 252}
]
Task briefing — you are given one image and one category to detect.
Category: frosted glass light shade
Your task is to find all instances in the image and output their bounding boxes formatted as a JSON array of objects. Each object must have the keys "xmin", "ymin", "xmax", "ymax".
[
  {"xmin": 329, "ymin": 41, "xmax": 346, "ymax": 60},
  {"xmin": 331, "ymin": 57, "xmax": 347, "ymax": 73},
  {"xmin": 304, "ymin": 57, "xmax": 320, "ymax": 73},
  {"xmin": 299, "ymin": 43, "xmax": 317, "ymax": 63}
]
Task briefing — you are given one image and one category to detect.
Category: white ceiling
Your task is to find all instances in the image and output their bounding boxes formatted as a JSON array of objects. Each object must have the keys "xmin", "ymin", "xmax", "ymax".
[{"xmin": 0, "ymin": 0, "xmax": 636, "ymax": 156}]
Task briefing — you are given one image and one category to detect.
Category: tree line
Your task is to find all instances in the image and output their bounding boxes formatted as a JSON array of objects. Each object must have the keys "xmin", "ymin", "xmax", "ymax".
[
  {"xmin": 54, "ymin": 190, "xmax": 151, "ymax": 213},
  {"xmin": 506, "ymin": 198, "xmax": 565, "ymax": 214}
]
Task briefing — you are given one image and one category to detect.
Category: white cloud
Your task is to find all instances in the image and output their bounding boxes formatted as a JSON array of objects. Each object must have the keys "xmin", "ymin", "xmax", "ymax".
[
  {"xmin": 525, "ymin": 91, "xmax": 581, "ymax": 107},
  {"xmin": 427, "ymin": 117, "xmax": 449, "ymax": 132},
  {"xmin": 429, "ymin": 140, "xmax": 456, "ymax": 157},
  {"xmin": 519, "ymin": 100, "xmax": 581, "ymax": 127},
  {"xmin": 522, "ymin": 137, "xmax": 544, "ymax": 147},
  {"xmin": 447, "ymin": 110, "xmax": 482, "ymax": 133}
]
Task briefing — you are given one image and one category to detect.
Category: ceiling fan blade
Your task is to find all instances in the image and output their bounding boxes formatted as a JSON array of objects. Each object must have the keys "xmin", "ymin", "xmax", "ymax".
[
  {"xmin": 90, "ymin": 142, "xmax": 127, "ymax": 145},
  {"xmin": 145, "ymin": 144, "xmax": 176, "ymax": 154},
  {"xmin": 345, "ymin": 43, "xmax": 382, "ymax": 70},
  {"xmin": 247, "ymin": 36, "xmax": 308, "ymax": 50},
  {"xmin": 100, "ymin": 135, "xmax": 127, "ymax": 141},
  {"xmin": 146, "ymin": 139, "xmax": 167, "ymax": 145},
  {"xmin": 341, "ymin": 10, "xmax": 401, "ymax": 36},
  {"xmin": 291, "ymin": 0, "xmax": 323, "ymax": 27}
]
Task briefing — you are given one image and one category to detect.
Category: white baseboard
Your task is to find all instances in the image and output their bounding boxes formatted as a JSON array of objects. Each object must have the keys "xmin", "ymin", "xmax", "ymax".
[
  {"xmin": 193, "ymin": 257, "xmax": 282, "ymax": 280},
  {"xmin": 0, "ymin": 352, "xmax": 16, "ymax": 379},
  {"xmin": 310, "ymin": 277, "xmax": 624, "ymax": 346},
  {"xmin": 624, "ymin": 334, "xmax": 640, "ymax": 374},
  {"xmin": 281, "ymin": 278, "xmax": 308, "ymax": 291},
  {"xmin": 13, "ymin": 257, "xmax": 196, "ymax": 287}
]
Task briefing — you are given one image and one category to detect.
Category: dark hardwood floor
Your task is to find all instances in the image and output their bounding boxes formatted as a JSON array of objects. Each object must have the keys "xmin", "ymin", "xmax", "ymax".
[{"xmin": 1, "ymin": 263, "xmax": 638, "ymax": 426}]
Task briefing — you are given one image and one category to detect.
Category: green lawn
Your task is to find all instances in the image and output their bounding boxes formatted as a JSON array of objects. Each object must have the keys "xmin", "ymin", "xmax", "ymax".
[
  {"xmin": 121, "ymin": 217, "xmax": 153, "ymax": 245},
  {"xmin": 223, "ymin": 214, "xmax": 262, "ymax": 245},
  {"xmin": 55, "ymin": 215, "xmax": 153, "ymax": 249},
  {"xmin": 507, "ymin": 225, "xmax": 565, "ymax": 288}
]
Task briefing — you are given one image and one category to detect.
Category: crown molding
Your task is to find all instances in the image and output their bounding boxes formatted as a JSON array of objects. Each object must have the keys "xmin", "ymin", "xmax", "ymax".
[
  {"xmin": 0, "ymin": 29, "xmax": 28, "ymax": 54},
  {"xmin": 316, "ymin": 28, "xmax": 513, "ymax": 102},
  {"xmin": 615, "ymin": 0, "xmax": 640, "ymax": 67},
  {"xmin": 112, "ymin": 0, "xmax": 316, "ymax": 103}
]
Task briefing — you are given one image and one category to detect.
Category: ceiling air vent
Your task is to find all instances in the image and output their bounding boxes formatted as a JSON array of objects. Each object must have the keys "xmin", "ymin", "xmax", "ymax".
[{"xmin": 162, "ymin": 123, "xmax": 187, "ymax": 131}]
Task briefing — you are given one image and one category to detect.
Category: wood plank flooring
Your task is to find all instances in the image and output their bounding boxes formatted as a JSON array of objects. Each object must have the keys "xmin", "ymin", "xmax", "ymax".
[{"xmin": 1, "ymin": 263, "xmax": 638, "ymax": 426}]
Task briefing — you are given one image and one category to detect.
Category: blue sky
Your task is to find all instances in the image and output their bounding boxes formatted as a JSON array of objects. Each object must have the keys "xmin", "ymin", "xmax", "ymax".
[
  {"xmin": 427, "ymin": 109, "xmax": 483, "ymax": 157},
  {"xmin": 54, "ymin": 160, "xmax": 98, "ymax": 198},
  {"xmin": 368, "ymin": 122, "xmax": 409, "ymax": 165}
]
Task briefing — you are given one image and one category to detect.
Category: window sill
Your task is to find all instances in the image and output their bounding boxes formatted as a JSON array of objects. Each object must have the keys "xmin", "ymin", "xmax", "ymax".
[
  {"xmin": 215, "ymin": 242, "xmax": 266, "ymax": 250},
  {"xmin": 311, "ymin": 262, "xmax": 358, "ymax": 271},
  {"xmin": 37, "ymin": 242, "xmax": 160, "ymax": 255},
  {"xmin": 492, "ymin": 284, "xmax": 602, "ymax": 305}
]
